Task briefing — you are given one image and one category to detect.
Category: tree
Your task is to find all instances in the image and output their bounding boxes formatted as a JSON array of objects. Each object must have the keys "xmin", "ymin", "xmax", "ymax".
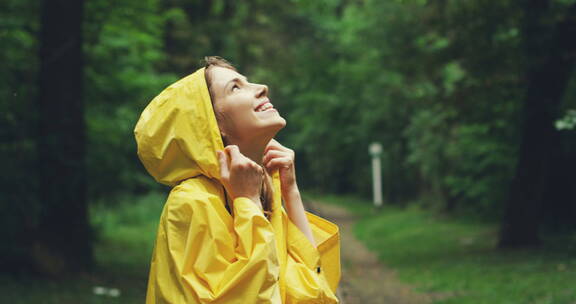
[
  {"xmin": 35, "ymin": 0, "xmax": 92, "ymax": 273},
  {"xmin": 499, "ymin": 1, "xmax": 576, "ymax": 248}
]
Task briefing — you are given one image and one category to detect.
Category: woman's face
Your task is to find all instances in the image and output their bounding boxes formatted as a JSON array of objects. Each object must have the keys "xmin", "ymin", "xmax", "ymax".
[{"xmin": 209, "ymin": 66, "xmax": 286, "ymax": 143}]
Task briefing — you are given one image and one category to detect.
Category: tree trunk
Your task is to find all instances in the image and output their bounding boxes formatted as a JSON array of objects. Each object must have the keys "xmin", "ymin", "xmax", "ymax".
[
  {"xmin": 498, "ymin": 2, "xmax": 576, "ymax": 248},
  {"xmin": 35, "ymin": 0, "xmax": 92, "ymax": 273},
  {"xmin": 541, "ymin": 139, "xmax": 576, "ymax": 231}
]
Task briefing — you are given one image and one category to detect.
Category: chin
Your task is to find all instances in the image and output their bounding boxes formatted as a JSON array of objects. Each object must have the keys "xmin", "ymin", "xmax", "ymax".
[
  {"xmin": 275, "ymin": 116, "xmax": 287, "ymax": 129},
  {"xmin": 266, "ymin": 117, "xmax": 286, "ymax": 135},
  {"xmin": 253, "ymin": 117, "xmax": 286, "ymax": 140}
]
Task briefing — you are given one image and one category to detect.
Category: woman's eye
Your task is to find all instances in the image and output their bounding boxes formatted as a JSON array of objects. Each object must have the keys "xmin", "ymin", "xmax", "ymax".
[{"xmin": 232, "ymin": 85, "xmax": 239, "ymax": 92}]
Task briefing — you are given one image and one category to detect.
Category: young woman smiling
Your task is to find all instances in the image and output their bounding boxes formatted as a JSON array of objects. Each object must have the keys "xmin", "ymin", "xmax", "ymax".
[{"xmin": 135, "ymin": 56, "xmax": 341, "ymax": 303}]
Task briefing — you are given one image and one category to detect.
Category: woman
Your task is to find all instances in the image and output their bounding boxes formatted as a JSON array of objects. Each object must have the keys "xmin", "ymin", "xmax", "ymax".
[{"xmin": 134, "ymin": 56, "xmax": 340, "ymax": 303}]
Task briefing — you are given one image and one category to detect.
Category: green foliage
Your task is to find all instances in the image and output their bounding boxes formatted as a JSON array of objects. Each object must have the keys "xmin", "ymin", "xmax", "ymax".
[
  {"xmin": 84, "ymin": 0, "xmax": 177, "ymax": 198},
  {"xmin": 356, "ymin": 207, "xmax": 576, "ymax": 303},
  {"xmin": 320, "ymin": 195, "xmax": 576, "ymax": 303},
  {"xmin": 404, "ymin": 107, "xmax": 453, "ymax": 200},
  {"xmin": 3, "ymin": 0, "xmax": 576, "ymax": 271},
  {"xmin": 443, "ymin": 124, "xmax": 516, "ymax": 215},
  {"xmin": 272, "ymin": 0, "xmax": 526, "ymax": 217},
  {"xmin": 91, "ymin": 191, "xmax": 165, "ymax": 250},
  {"xmin": 0, "ymin": 0, "xmax": 41, "ymax": 265},
  {"xmin": 0, "ymin": 192, "xmax": 165, "ymax": 303},
  {"xmin": 556, "ymin": 110, "xmax": 576, "ymax": 130}
]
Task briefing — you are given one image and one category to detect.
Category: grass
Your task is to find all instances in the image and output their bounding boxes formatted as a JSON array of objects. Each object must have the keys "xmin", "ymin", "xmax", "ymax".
[
  {"xmin": 312, "ymin": 194, "xmax": 576, "ymax": 304},
  {"xmin": 3, "ymin": 191, "xmax": 575, "ymax": 303},
  {"xmin": 0, "ymin": 191, "xmax": 167, "ymax": 304}
]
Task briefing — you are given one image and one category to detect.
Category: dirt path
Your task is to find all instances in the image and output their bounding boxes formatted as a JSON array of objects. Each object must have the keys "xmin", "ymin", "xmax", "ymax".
[{"xmin": 306, "ymin": 200, "xmax": 446, "ymax": 304}]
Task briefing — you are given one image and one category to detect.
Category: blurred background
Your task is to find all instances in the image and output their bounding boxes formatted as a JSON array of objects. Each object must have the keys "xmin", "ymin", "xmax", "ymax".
[{"xmin": 1, "ymin": 0, "xmax": 576, "ymax": 303}]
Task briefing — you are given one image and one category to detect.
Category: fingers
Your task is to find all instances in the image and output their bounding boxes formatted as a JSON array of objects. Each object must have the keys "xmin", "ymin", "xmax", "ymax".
[
  {"xmin": 265, "ymin": 143, "xmax": 294, "ymax": 158},
  {"xmin": 226, "ymin": 145, "xmax": 243, "ymax": 166},
  {"xmin": 264, "ymin": 139, "xmax": 284, "ymax": 153},
  {"xmin": 221, "ymin": 145, "xmax": 265, "ymax": 202},
  {"xmin": 262, "ymin": 150, "xmax": 287, "ymax": 166},
  {"xmin": 265, "ymin": 157, "xmax": 292, "ymax": 172},
  {"xmin": 267, "ymin": 138, "xmax": 281, "ymax": 148},
  {"xmin": 217, "ymin": 150, "xmax": 230, "ymax": 179},
  {"xmin": 263, "ymin": 143, "xmax": 295, "ymax": 172}
]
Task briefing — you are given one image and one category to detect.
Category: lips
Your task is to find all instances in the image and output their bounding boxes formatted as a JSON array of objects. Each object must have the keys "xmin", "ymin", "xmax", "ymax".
[{"xmin": 255, "ymin": 100, "xmax": 274, "ymax": 112}]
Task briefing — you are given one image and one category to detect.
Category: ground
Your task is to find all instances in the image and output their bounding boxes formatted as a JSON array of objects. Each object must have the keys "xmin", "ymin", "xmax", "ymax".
[{"xmin": 306, "ymin": 199, "xmax": 448, "ymax": 304}]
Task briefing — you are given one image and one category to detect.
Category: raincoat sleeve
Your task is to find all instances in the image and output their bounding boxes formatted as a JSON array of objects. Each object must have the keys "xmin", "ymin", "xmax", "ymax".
[
  {"xmin": 285, "ymin": 211, "xmax": 341, "ymax": 303},
  {"xmin": 160, "ymin": 188, "xmax": 281, "ymax": 303}
]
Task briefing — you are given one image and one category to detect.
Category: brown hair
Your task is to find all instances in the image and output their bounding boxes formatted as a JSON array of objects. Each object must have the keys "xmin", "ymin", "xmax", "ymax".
[
  {"xmin": 203, "ymin": 56, "xmax": 236, "ymax": 106},
  {"xmin": 203, "ymin": 56, "xmax": 274, "ymax": 219}
]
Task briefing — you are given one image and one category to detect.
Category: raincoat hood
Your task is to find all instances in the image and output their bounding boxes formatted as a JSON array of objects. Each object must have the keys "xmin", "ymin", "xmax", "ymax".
[{"xmin": 134, "ymin": 68, "xmax": 224, "ymax": 186}]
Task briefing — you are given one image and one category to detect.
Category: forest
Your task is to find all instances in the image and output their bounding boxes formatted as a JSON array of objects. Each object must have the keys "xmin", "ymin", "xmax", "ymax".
[{"xmin": 1, "ymin": 0, "xmax": 576, "ymax": 302}]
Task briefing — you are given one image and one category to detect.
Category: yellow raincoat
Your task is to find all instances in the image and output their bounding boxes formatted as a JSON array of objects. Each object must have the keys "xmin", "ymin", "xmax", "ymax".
[{"xmin": 134, "ymin": 68, "xmax": 341, "ymax": 303}]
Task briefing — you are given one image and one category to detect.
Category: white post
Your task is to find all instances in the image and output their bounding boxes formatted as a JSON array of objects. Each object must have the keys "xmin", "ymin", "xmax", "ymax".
[{"xmin": 369, "ymin": 142, "xmax": 383, "ymax": 208}]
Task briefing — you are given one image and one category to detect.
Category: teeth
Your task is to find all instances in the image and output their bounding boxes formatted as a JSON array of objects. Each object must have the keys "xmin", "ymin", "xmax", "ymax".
[{"xmin": 257, "ymin": 102, "xmax": 273, "ymax": 112}]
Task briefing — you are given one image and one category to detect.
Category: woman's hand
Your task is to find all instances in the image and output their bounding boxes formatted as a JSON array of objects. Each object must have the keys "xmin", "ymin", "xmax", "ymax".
[
  {"xmin": 263, "ymin": 139, "xmax": 298, "ymax": 197},
  {"xmin": 217, "ymin": 145, "xmax": 264, "ymax": 208},
  {"xmin": 264, "ymin": 139, "xmax": 315, "ymax": 246}
]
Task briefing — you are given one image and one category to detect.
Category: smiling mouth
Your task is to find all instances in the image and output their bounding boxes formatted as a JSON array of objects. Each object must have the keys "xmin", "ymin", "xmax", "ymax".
[{"xmin": 255, "ymin": 101, "xmax": 275, "ymax": 112}]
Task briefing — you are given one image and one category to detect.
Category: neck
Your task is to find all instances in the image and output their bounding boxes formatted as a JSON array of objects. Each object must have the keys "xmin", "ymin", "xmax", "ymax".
[{"xmin": 227, "ymin": 136, "xmax": 272, "ymax": 165}]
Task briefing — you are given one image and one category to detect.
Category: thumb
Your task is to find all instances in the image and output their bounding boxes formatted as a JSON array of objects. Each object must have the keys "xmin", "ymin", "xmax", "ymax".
[{"xmin": 217, "ymin": 150, "xmax": 230, "ymax": 179}]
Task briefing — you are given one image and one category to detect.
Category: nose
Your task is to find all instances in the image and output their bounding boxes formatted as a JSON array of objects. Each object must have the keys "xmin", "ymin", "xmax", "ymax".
[{"xmin": 255, "ymin": 83, "xmax": 268, "ymax": 98}]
